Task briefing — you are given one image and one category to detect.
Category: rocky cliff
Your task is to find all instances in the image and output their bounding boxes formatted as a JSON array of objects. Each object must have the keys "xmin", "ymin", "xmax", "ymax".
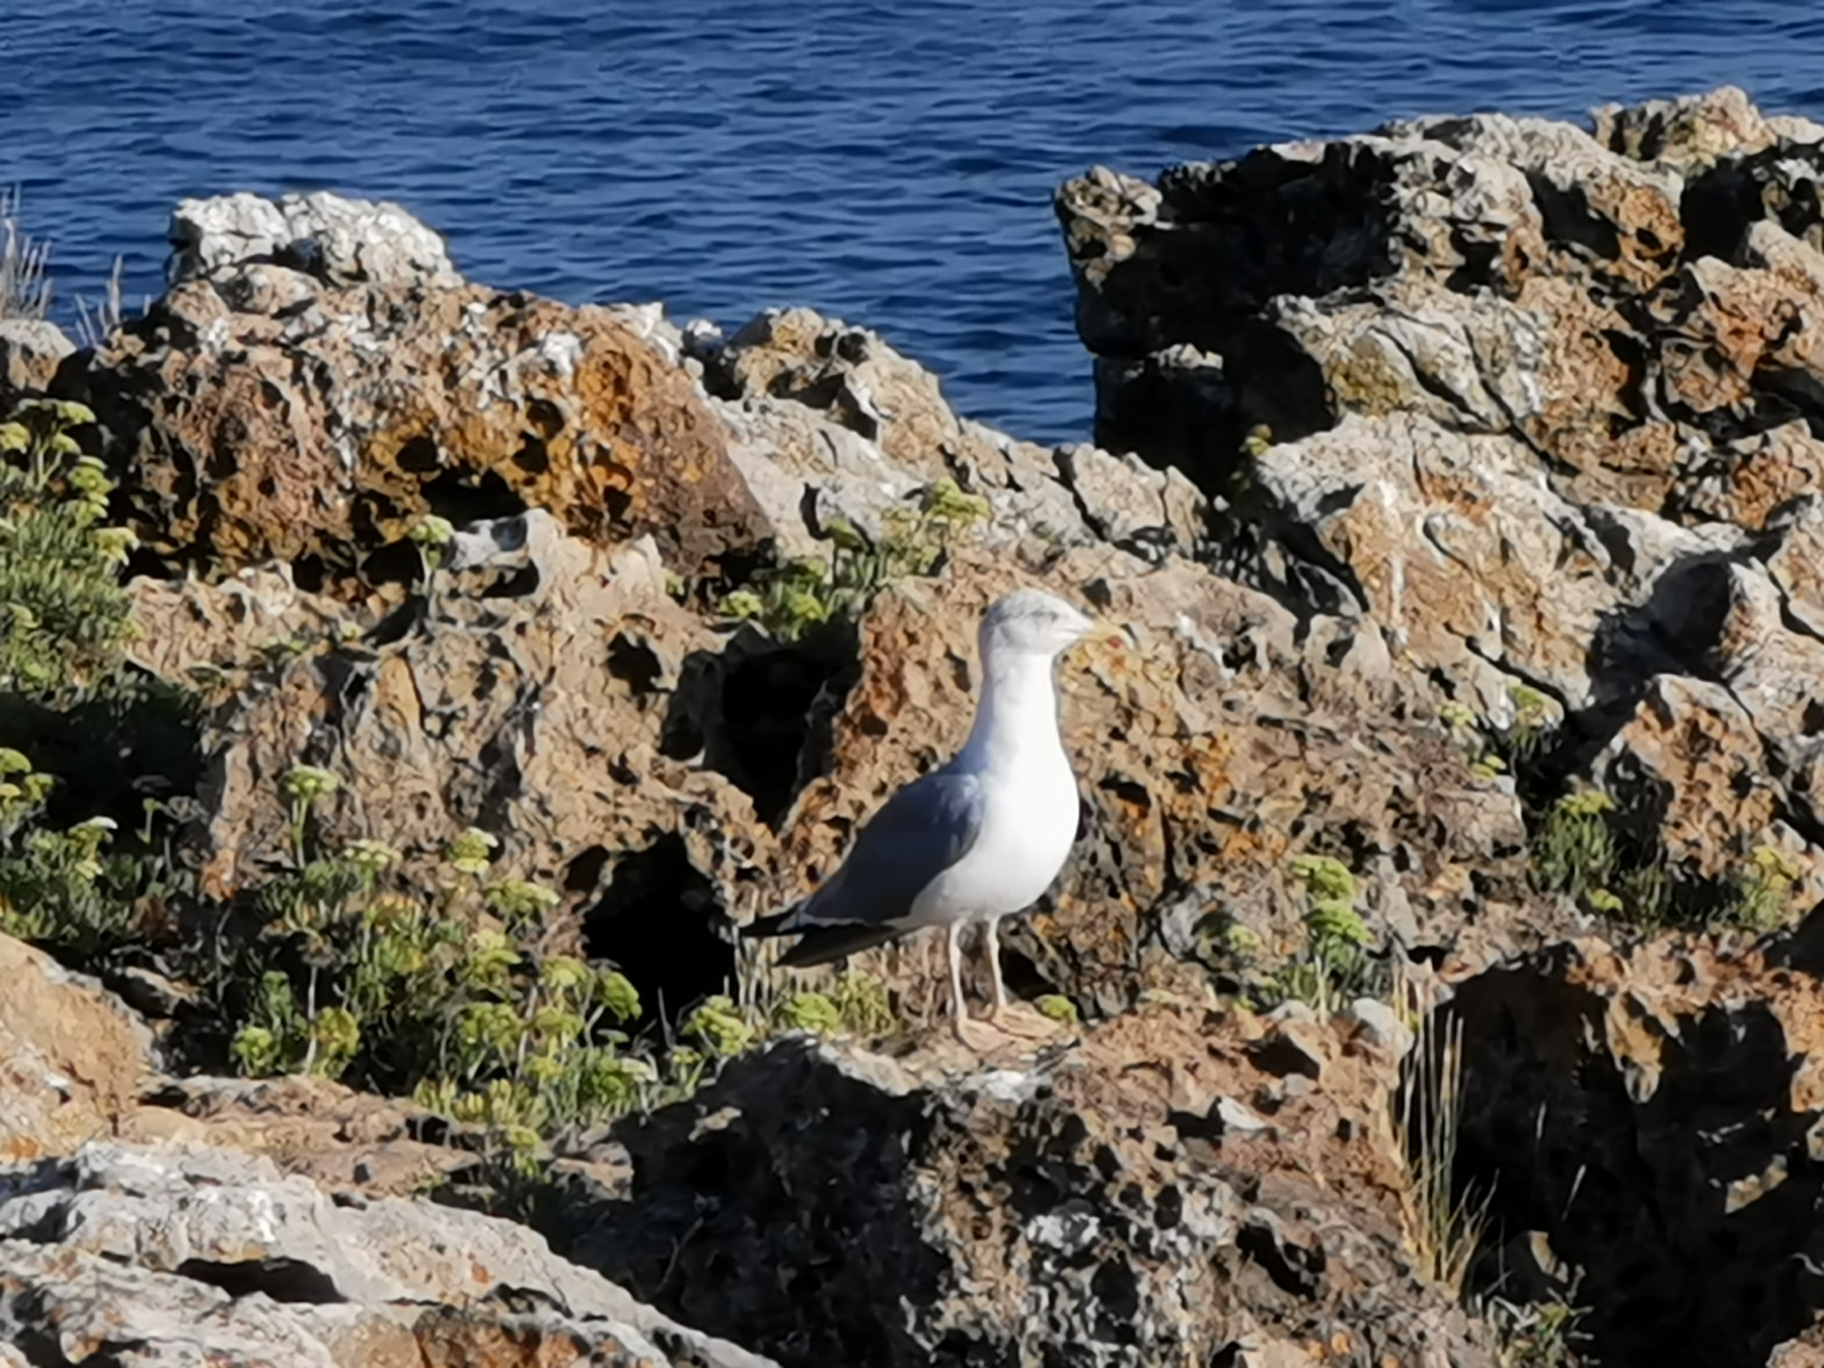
[{"xmin": 1, "ymin": 84, "xmax": 1823, "ymax": 1368}]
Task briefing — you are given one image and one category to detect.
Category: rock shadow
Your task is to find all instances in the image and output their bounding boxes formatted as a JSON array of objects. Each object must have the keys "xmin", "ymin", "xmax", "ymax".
[
  {"xmin": 554, "ymin": 1038, "xmax": 949, "ymax": 1365},
  {"xmin": 582, "ymin": 833, "xmax": 732, "ymax": 1032},
  {"xmin": 1452, "ymin": 955, "xmax": 1824, "ymax": 1368},
  {"xmin": 661, "ymin": 620, "xmax": 861, "ymax": 830}
]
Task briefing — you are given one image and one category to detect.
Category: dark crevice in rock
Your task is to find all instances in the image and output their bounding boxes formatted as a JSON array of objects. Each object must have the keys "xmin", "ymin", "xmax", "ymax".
[
  {"xmin": 717, "ymin": 641, "xmax": 852, "ymax": 828},
  {"xmin": 1584, "ymin": 548, "xmax": 1744, "ymax": 708},
  {"xmin": 1526, "ymin": 173, "xmax": 1624, "ymax": 263},
  {"xmin": 419, "ymin": 464, "xmax": 526, "ymax": 528},
  {"xmin": 1684, "ymin": 142, "xmax": 1824, "ymax": 266},
  {"xmin": 7, "ymin": 1324, "xmax": 66, "ymax": 1368},
  {"xmin": 1236, "ymin": 1216, "xmax": 1325, "ymax": 1297},
  {"xmin": 582, "ymin": 833, "xmax": 732, "ymax": 1031},
  {"xmin": 174, "ymin": 1256, "xmax": 346, "ymax": 1304},
  {"xmin": 606, "ymin": 632, "xmax": 665, "ymax": 696},
  {"xmin": 664, "ymin": 624, "xmax": 861, "ymax": 830}
]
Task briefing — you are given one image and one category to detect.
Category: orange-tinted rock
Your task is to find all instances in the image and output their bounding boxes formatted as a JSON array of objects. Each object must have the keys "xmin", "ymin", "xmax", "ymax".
[
  {"xmin": 0, "ymin": 934, "xmax": 155, "ymax": 1162},
  {"xmin": 69, "ymin": 224, "xmax": 769, "ymax": 583}
]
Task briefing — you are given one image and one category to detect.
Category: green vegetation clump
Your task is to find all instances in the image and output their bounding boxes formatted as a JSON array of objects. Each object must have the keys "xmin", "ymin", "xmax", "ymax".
[
  {"xmin": 215, "ymin": 765, "xmax": 915, "ymax": 1176},
  {"xmin": 0, "ymin": 399, "xmax": 137, "ymax": 705},
  {"xmin": 1727, "ymin": 844, "xmax": 1803, "ymax": 934},
  {"xmin": 720, "ymin": 477, "xmax": 991, "ymax": 640},
  {"xmin": 1530, "ymin": 790, "xmax": 1618, "ymax": 908},
  {"xmin": 1259, "ymin": 853, "xmax": 1377, "ymax": 1017},
  {"xmin": 0, "ymin": 747, "xmax": 146, "ymax": 958},
  {"xmin": 1482, "ymin": 1294, "xmax": 1590, "ymax": 1367},
  {"xmin": 225, "ymin": 769, "xmax": 668, "ymax": 1167}
]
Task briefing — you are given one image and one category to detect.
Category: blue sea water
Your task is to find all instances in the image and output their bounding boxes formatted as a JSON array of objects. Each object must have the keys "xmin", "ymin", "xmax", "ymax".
[{"xmin": 7, "ymin": 1, "xmax": 1824, "ymax": 443}]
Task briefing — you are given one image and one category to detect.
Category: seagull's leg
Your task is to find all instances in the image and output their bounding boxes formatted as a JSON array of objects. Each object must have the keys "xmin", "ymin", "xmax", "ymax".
[
  {"xmin": 947, "ymin": 920, "xmax": 971, "ymax": 1040},
  {"xmin": 986, "ymin": 917, "xmax": 1009, "ymax": 1016},
  {"xmin": 985, "ymin": 916, "xmax": 1064, "ymax": 1039}
]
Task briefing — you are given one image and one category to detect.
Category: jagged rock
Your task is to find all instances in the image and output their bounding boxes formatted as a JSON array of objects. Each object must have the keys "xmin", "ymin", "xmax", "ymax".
[
  {"xmin": 67, "ymin": 193, "xmax": 771, "ymax": 581},
  {"xmin": 122, "ymin": 414, "xmax": 1551, "ymax": 1019},
  {"xmin": 1059, "ymin": 88, "xmax": 1824, "ymax": 903},
  {"xmin": 558, "ymin": 1006, "xmax": 1495, "ymax": 1368},
  {"xmin": 696, "ymin": 306, "xmax": 1122, "ymax": 558},
  {"xmin": 0, "ymin": 316, "xmax": 74, "ymax": 398},
  {"xmin": 560, "ymin": 1003, "xmax": 1496, "ymax": 1367},
  {"xmin": 760, "ymin": 545, "xmax": 1549, "ymax": 1016},
  {"xmin": 153, "ymin": 528, "xmax": 750, "ymax": 907},
  {"xmin": 1592, "ymin": 85, "xmax": 1797, "ymax": 174},
  {"xmin": 0, "ymin": 931, "xmax": 478, "ymax": 1199},
  {"xmin": 1595, "ymin": 675, "xmax": 1811, "ymax": 890},
  {"xmin": 1054, "ymin": 441, "xmax": 1205, "ymax": 560},
  {"xmin": 0, "ymin": 1140, "xmax": 776, "ymax": 1368},
  {"xmin": 0, "ymin": 934, "xmax": 156, "ymax": 1163},
  {"xmin": 127, "ymin": 1074, "xmax": 470, "ymax": 1198},
  {"xmin": 1451, "ymin": 933, "xmax": 1824, "ymax": 1368},
  {"xmin": 168, "ymin": 189, "xmax": 462, "ymax": 289}
]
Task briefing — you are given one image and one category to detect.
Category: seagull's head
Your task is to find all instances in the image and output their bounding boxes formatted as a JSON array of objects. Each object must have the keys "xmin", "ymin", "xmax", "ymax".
[{"xmin": 980, "ymin": 588, "xmax": 1097, "ymax": 661}]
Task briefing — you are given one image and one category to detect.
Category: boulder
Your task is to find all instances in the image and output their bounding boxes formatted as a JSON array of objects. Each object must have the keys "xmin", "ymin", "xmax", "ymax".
[
  {"xmin": 66, "ymin": 191, "xmax": 771, "ymax": 583},
  {"xmin": 167, "ymin": 189, "xmax": 463, "ymax": 289},
  {"xmin": 560, "ymin": 1003, "xmax": 1497, "ymax": 1367},
  {"xmin": 1451, "ymin": 931, "xmax": 1824, "ymax": 1368},
  {"xmin": 0, "ymin": 934, "xmax": 156, "ymax": 1163},
  {"xmin": 0, "ymin": 317, "xmax": 74, "ymax": 399}
]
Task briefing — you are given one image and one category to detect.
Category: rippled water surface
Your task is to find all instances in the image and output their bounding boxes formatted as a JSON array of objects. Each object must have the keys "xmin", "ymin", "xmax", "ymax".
[{"xmin": 9, "ymin": 1, "xmax": 1824, "ymax": 441}]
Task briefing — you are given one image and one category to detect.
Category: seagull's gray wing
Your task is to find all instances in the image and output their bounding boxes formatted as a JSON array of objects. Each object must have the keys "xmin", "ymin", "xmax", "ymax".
[{"xmin": 743, "ymin": 767, "xmax": 986, "ymax": 966}]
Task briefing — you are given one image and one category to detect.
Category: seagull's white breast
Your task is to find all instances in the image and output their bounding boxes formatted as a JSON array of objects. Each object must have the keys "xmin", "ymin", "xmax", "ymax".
[{"xmin": 910, "ymin": 695, "xmax": 1081, "ymax": 924}]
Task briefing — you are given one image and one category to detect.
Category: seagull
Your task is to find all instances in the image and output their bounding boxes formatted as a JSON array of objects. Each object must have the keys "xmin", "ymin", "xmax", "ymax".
[{"xmin": 743, "ymin": 587, "xmax": 1096, "ymax": 1042}]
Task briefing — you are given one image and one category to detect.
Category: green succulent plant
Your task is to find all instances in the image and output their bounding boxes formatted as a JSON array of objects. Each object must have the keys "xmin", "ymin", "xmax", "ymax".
[{"xmin": 0, "ymin": 398, "xmax": 135, "ymax": 705}]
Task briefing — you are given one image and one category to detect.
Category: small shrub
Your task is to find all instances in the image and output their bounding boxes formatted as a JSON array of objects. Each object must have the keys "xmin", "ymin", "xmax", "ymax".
[
  {"xmin": 720, "ymin": 477, "xmax": 991, "ymax": 640},
  {"xmin": 829, "ymin": 967, "xmax": 896, "ymax": 1034},
  {"xmin": 773, "ymin": 990, "xmax": 842, "ymax": 1034},
  {"xmin": 1503, "ymin": 681, "xmax": 1560, "ymax": 772},
  {"xmin": 229, "ymin": 767, "xmax": 662, "ymax": 1165},
  {"xmin": 1483, "ymin": 1293, "xmax": 1590, "ymax": 1368},
  {"xmin": 1725, "ymin": 843, "xmax": 1803, "ymax": 933},
  {"xmin": 1530, "ymin": 791, "xmax": 1617, "ymax": 907},
  {"xmin": 0, "ymin": 747, "xmax": 147, "ymax": 958},
  {"xmin": 0, "ymin": 399, "xmax": 137, "ymax": 706},
  {"xmin": 1262, "ymin": 854, "xmax": 1376, "ymax": 1017}
]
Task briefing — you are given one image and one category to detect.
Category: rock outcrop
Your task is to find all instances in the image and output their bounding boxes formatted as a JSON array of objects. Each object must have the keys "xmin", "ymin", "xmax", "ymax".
[
  {"xmin": 0, "ymin": 935, "xmax": 155, "ymax": 1163},
  {"xmin": 0, "ymin": 317, "xmax": 73, "ymax": 401},
  {"xmin": 86, "ymin": 191, "xmax": 1557, "ymax": 1028},
  {"xmin": 1057, "ymin": 83, "xmax": 1824, "ymax": 906},
  {"xmin": 64, "ymin": 194, "xmax": 771, "ymax": 583},
  {"xmin": 561, "ymin": 1003, "xmax": 1495, "ymax": 1368},
  {"xmin": 1448, "ymin": 928, "xmax": 1824, "ymax": 1368}
]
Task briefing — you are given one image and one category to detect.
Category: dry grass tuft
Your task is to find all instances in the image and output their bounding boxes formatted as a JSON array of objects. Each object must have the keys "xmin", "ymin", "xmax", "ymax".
[
  {"xmin": 74, "ymin": 255, "xmax": 125, "ymax": 350},
  {"xmin": 1393, "ymin": 974, "xmax": 1491, "ymax": 1297},
  {"xmin": 0, "ymin": 189, "xmax": 53, "ymax": 322}
]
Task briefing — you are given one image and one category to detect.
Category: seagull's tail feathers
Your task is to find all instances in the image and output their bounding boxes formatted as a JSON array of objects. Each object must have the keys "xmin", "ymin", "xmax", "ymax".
[
  {"xmin": 773, "ymin": 919, "xmax": 905, "ymax": 967},
  {"xmin": 738, "ymin": 907, "xmax": 804, "ymax": 940}
]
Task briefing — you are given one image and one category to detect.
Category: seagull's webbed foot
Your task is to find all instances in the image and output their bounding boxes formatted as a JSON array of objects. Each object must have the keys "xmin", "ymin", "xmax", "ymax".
[
  {"xmin": 986, "ymin": 1001, "xmax": 1067, "ymax": 1039},
  {"xmin": 951, "ymin": 1014, "xmax": 1001, "ymax": 1050}
]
